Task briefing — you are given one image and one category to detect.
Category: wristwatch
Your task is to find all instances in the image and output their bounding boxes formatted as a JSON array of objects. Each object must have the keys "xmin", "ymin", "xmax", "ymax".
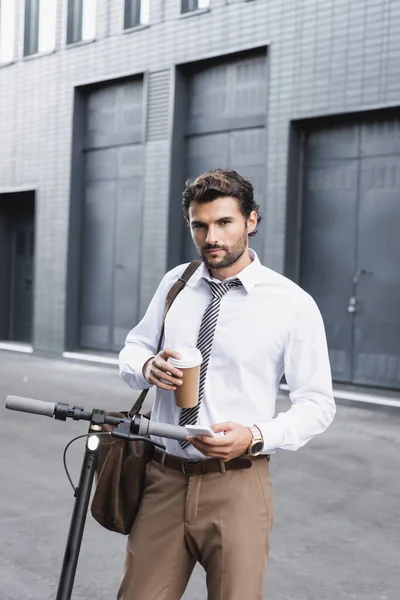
[{"xmin": 246, "ymin": 425, "xmax": 264, "ymax": 456}]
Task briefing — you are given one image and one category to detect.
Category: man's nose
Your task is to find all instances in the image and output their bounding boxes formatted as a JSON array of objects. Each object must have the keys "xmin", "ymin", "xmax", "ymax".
[{"xmin": 205, "ymin": 227, "xmax": 219, "ymax": 245}]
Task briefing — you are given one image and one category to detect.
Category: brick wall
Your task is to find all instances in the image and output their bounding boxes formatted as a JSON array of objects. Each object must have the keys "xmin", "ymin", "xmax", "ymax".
[{"xmin": 1, "ymin": 0, "xmax": 399, "ymax": 352}]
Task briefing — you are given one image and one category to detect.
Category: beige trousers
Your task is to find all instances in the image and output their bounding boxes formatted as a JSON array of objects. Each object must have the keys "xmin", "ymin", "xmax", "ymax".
[{"xmin": 117, "ymin": 456, "xmax": 273, "ymax": 600}]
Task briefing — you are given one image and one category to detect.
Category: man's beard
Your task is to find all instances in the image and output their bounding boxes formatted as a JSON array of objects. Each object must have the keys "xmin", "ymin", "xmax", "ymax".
[{"xmin": 199, "ymin": 230, "xmax": 247, "ymax": 270}]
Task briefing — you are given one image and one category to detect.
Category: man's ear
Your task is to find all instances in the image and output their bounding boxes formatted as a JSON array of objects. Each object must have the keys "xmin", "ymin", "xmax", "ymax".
[{"xmin": 247, "ymin": 210, "xmax": 258, "ymax": 234}]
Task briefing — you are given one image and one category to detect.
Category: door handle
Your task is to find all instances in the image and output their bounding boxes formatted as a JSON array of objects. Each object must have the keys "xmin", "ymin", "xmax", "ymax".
[
  {"xmin": 352, "ymin": 269, "xmax": 373, "ymax": 284},
  {"xmin": 349, "ymin": 269, "xmax": 373, "ymax": 313}
]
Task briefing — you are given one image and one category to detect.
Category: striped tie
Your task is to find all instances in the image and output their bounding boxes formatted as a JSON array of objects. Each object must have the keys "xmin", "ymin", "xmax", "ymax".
[{"xmin": 179, "ymin": 278, "xmax": 243, "ymax": 449}]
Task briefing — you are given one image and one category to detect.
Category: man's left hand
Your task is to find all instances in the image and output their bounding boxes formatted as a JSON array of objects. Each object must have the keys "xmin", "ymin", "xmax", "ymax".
[{"xmin": 188, "ymin": 422, "xmax": 252, "ymax": 461}]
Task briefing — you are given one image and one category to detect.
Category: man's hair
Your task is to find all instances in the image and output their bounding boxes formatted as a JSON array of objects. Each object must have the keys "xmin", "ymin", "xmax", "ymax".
[{"xmin": 182, "ymin": 169, "xmax": 262, "ymax": 237}]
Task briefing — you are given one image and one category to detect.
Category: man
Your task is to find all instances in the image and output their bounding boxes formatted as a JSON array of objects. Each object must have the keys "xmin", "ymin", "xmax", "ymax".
[{"xmin": 118, "ymin": 169, "xmax": 336, "ymax": 600}]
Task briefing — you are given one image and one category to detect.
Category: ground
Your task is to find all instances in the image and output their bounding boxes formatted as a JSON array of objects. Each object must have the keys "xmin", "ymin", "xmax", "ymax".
[{"xmin": 0, "ymin": 351, "xmax": 399, "ymax": 599}]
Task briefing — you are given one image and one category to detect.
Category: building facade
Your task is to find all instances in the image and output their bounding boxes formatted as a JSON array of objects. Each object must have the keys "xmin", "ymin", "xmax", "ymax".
[{"xmin": 0, "ymin": 0, "xmax": 399, "ymax": 390}]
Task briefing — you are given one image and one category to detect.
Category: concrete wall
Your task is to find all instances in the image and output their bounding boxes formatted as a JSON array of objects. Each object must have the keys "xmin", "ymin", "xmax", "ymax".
[{"xmin": 1, "ymin": 0, "xmax": 399, "ymax": 353}]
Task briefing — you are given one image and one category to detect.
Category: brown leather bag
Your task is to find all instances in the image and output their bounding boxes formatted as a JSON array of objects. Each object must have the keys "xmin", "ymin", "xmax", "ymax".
[{"xmin": 90, "ymin": 260, "xmax": 201, "ymax": 534}]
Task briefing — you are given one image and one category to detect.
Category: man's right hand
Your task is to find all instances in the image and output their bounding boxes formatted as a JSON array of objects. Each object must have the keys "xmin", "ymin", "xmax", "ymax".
[{"xmin": 142, "ymin": 349, "xmax": 183, "ymax": 391}]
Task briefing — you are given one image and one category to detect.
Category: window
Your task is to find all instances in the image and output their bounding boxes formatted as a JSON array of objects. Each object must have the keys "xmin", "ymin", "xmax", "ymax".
[
  {"xmin": 67, "ymin": 0, "xmax": 97, "ymax": 45},
  {"xmin": 181, "ymin": 0, "xmax": 209, "ymax": 14},
  {"xmin": 124, "ymin": 0, "xmax": 149, "ymax": 29},
  {"xmin": 24, "ymin": 0, "xmax": 57, "ymax": 56},
  {"xmin": 0, "ymin": 0, "xmax": 15, "ymax": 64}
]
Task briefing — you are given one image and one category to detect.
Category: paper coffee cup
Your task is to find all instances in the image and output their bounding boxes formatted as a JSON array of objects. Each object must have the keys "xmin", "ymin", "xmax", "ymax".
[{"xmin": 168, "ymin": 348, "xmax": 203, "ymax": 409}]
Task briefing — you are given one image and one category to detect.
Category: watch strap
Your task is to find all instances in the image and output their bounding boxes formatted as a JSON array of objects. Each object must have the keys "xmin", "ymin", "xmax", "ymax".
[{"xmin": 246, "ymin": 425, "xmax": 264, "ymax": 455}]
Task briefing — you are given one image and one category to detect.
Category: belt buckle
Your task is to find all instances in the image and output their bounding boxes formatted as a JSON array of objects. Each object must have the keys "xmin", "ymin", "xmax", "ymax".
[{"xmin": 181, "ymin": 459, "xmax": 199, "ymax": 475}]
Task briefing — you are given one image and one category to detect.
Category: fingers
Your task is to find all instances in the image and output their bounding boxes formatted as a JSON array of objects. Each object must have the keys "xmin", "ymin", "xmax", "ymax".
[
  {"xmin": 186, "ymin": 423, "xmax": 236, "ymax": 448},
  {"xmin": 147, "ymin": 367, "xmax": 181, "ymax": 390},
  {"xmin": 146, "ymin": 348, "xmax": 183, "ymax": 390},
  {"xmin": 161, "ymin": 348, "xmax": 182, "ymax": 361},
  {"xmin": 159, "ymin": 349, "xmax": 183, "ymax": 377},
  {"xmin": 147, "ymin": 374, "xmax": 178, "ymax": 391},
  {"xmin": 189, "ymin": 438, "xmax": 235, "ymax": 461},
  {"xmin": 153, "ymin": 360, "xmax": 183, "ymax": 385},
  {"xmin": 189, "ymin": 432, "xmax": 233, "ymax": 448},
  {"xmin": 211, "ymin": 422, "xmax": 234, "ymax": 434},
  {"xmin": 188, "ymin": 422, "xmax": 250, "ymax": 461},
  {"xmin": 154, "ymin": 357, "xmax": 183, "ymax": 379}
]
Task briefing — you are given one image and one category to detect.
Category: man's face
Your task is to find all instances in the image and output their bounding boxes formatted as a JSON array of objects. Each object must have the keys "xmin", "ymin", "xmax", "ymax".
[{"xmin": 188, "ymin": 196, "xmax": 255, "ymax": 270}]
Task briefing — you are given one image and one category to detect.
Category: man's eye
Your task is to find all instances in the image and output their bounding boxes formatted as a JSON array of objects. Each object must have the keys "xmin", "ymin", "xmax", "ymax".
[{"xmin": 221, "ymin": 220, "xmax": 230, "ymax": 225}]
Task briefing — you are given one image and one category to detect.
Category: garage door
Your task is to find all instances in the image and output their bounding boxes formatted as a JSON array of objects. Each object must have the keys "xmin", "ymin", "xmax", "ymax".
[
  {"xmin": 300, "ymin": 117, "xmax": 400, "ymax": 389},
  {"xmin": 80, "ymin": 81, "xmax": 144, "ymax": 352},
  {"xmin": 182, "ymin": 55, "xmax": 267, "ymax": 261}
]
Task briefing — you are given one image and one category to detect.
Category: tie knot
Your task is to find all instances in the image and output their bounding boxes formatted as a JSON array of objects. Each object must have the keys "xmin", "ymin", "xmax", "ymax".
[{"xmin": 207, "ymin": 278, "xmax": 242, "ymax": 299}]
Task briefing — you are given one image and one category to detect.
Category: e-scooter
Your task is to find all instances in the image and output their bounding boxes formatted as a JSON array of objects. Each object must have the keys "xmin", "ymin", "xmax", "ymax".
[{"xmin": 5, "ymin": 395, "xmax": 189, "ymax": 600}]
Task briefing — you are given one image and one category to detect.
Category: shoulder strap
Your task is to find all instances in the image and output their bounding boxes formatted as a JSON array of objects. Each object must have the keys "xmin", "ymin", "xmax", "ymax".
[
  {"xmin": 163, "ymin": 259, "xmax": 203, "ymax": 320},
  {"xmin": 128, "ymin": 260, "xmax": 202, "ymax": 417}
]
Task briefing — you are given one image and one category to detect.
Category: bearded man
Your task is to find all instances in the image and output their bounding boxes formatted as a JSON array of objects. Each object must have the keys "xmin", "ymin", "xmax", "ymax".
[{"xmin": 118, "ymin": 168, "xmax": 336, "ymax": 600}]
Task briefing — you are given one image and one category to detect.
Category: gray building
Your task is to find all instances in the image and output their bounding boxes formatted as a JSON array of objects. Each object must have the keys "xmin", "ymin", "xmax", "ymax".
[{"xmin": 0, "ymin": 0, "xmax": 399, "ymax": 391}]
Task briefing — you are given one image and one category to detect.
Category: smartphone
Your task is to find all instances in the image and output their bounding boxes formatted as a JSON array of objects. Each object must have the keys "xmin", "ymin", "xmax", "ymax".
[{"xmin": 185, "ymin": 425, "xmax": 215, "ymax": 437}]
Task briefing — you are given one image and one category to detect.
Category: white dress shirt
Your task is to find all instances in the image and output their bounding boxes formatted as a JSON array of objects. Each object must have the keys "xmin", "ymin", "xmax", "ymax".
[{"xmin": 119, "ymin": 250, "xmax": 336, "ymax": 459}]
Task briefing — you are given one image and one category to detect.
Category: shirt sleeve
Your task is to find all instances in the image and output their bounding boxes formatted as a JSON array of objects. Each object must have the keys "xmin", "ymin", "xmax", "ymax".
[
  {"xmin": 119, "ymin": 273, "xmax": 172, "ymax": 390},
  {"xmin": 255, "ymin": 294, "xmax": 336, "ymax": 452}
]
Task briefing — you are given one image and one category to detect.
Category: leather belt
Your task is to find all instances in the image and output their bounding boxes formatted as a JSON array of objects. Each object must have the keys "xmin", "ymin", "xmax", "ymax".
[{"xmin": 153, "ymin": 448, "xmax": 270, "ymax": 476}]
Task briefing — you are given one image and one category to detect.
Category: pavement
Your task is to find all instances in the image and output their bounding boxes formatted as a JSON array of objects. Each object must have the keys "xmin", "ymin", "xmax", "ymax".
[{"xmin": 0, "ymin": 350, "xmax": 399, "ymax": 600}]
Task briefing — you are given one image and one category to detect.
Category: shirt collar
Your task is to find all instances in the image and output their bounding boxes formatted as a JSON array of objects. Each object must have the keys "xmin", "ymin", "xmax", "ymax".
[{"xmin": 187, "ymin": 249, "xmax": 265, "ymax": 294}]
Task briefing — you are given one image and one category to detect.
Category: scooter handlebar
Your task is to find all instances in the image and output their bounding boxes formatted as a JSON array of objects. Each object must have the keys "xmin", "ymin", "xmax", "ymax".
[
  {"xmin": 141, "ymin": 418, "xmax": 190, "ymax": 442},
  {"xmin": 5, "ymin": 395, "xmax": 191, "ymax": 442},
  {"xmin": 6, "ymin": 395, "xmax": 56, "ymax": 418}
]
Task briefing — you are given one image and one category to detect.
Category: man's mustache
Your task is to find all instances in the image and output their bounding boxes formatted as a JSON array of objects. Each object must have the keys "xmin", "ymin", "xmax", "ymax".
[{"xmin": 202, "ymin": 245, "xmax": 227, "ymax": 251}]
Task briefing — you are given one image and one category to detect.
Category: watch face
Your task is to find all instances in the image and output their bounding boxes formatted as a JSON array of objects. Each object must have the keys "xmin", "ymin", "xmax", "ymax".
[{"xmin": 251, "ymin": 441, "xmax": 264, "ymax": 455}]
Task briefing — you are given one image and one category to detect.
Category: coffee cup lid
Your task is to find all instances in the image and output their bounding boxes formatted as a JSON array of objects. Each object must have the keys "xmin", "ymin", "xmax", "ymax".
[{"xmin": 168, "ymin": 348, "xmax": 203, "ymax": 369}]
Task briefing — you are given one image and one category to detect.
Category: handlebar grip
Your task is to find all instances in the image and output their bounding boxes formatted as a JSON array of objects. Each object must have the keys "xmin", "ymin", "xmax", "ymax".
[
  {"xmin": 5, "ymin": 395, "xmax": 56, "ymax": 418},
  {"xmin": 146, "ymin": 420, "xmax": 189, "ymax": 441}
]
